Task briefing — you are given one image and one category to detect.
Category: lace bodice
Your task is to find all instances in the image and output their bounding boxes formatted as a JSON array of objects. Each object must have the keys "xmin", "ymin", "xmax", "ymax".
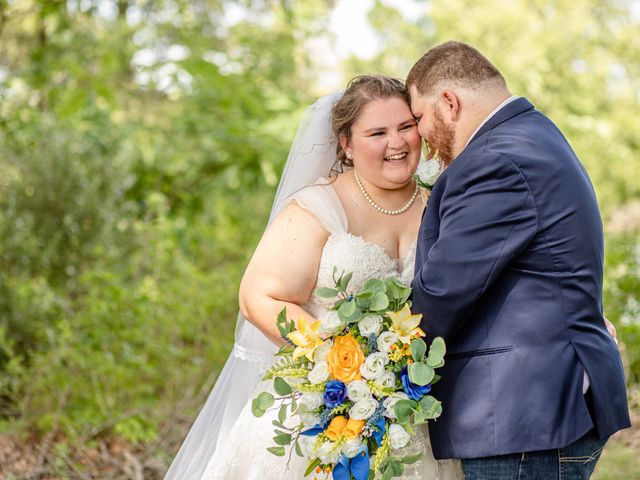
[{"xmin": 291, "ymin": 178, "xmax": 417, "ymax": 317}]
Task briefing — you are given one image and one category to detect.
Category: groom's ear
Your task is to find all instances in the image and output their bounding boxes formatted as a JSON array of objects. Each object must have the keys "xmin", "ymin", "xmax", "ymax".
[{"xmin": 441, "ymin": 90, "xmax": 461, "ymax": 122}]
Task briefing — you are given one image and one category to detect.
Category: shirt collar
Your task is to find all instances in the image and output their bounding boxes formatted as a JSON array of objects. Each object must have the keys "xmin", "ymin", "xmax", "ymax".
[{"xmin": 463, "ymin": 95, "xmax": 519, "ymax": 150}]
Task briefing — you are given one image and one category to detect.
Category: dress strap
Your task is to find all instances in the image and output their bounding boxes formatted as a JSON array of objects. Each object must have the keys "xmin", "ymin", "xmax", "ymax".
[{"xmin": 286, "ymin": 177, "xmax": 348, "ymax": 235}]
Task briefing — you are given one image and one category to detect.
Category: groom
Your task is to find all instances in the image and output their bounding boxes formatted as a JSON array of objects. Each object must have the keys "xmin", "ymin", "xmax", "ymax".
[{"xmin": 408, "ymin": 41, "xmax": 630, "ymax": 479}]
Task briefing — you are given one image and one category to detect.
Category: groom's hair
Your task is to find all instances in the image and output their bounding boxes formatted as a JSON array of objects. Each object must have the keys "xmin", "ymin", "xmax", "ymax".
[{"xmin": 406, "ymin": 41, "xmax": 506, "ymax": 96}]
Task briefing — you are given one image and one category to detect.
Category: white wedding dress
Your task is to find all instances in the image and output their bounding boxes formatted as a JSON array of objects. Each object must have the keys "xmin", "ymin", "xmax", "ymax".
[{"xmin": 201, "ymin": 179, "xmax": 463, "ymax": 480}]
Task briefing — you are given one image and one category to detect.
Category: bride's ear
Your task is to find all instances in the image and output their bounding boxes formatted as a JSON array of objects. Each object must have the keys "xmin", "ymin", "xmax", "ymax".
[{"xmin": 339, "ymin": 134, "xmax": 351, "ymax": 156}]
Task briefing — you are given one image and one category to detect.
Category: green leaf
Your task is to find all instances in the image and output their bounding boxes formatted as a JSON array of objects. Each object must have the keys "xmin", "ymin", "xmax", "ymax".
[
  {"xmin": 273, "ymin": 433, "xmax": 292, "ymax": 445},
  {"xmin": 251, "ymin": 392, "xmax": 274, "ymax": 417},
  {"xmin": 267, "ymin": 446, "xmax": 286, "ymax": 456},
  {"xmin": 338, "ymin": 300, "xmax": 362, "ymax": 323},
  {"xmin": 426, "ymin": 337, "xmax": 446, "ymax": 367},
  {"xmin": 394, "ymin": 399, "xmax": 417, "ymax": 424},
  {"xmin": 339, "ymin": 272, "xmax": 353, "ymax": 291},
  {"xmin": 274, "ymin": 377, "xmax": 292, "ymax": 396},
  {"xmin": 419, "ymin": 395, "xmax": 442, "ymax": 419},
  {"xmin": 370, "ymin": 292, "xmax": 390, "ymax": 311},
  {"xmin": 278, "ymin": 403, "xmax": 287, "ymax": 424},
  {"xmin": 408, "ymin": 362, "xmax": 435, "ymax": 386},
  {"xmin": 362, "ymin": 278, "xmax": 386, "ymax": 294},
  {"xmin": 295, "ymin": 439, "xmax": 303, "ymax": 457},
  {"xmin": 390, "ymin": 459, "xmax": 404, "ymax": 475},
  {"xmin": 431, "ymin": 374, "xmax": 442, "ymax": 385},
  {"xmin": 272, "ymin": 420, "xmax": 288, "ymax": 429},
  {"xmin": 402, "ymin": 453, "xmax": 423, "ymax": 464},
  {"xmin": 339, "ymin": 299, "xmax": 356, "ymax": 317},
  {"xmin": 410, "ymin": 338, "xmax": 427, "ymax": 362},
  {"xmin": 315, "ymin": 287, "xmax": 339, "ymax": 298},
  {"xmin": 381, "ymin": 465, "xmax": 394, "ymax": 480},
  {"xmin": 305, "ymin": 458, "xmax": 321, "ymax": 476},
  {"xmin": 356, "ymin": 291, "xmax": 374, "ymax": 300}
]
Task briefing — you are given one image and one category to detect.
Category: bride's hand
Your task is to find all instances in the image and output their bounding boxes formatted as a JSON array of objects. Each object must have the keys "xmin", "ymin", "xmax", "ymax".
[{"xmin": 604, "ymin": 315, "xmax": 618, "ymax": 345}]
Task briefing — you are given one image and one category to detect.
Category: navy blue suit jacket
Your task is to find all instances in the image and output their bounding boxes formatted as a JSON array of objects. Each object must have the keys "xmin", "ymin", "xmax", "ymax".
[{"xmin": 412, "ymin": 98, "xmax": 630, "ymax": 459}]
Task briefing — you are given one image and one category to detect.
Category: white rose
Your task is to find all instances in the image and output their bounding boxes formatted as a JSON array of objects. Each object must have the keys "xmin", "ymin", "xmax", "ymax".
[
  {"xmin": 298, "ymin": 411, "xmax": 320, "ymax": 428},
  {"xmin": 360, "ymin": 352, "xmax": 389, "ymax": 380},
  {"xmin": 313, "ymin": 339, "xmax": 333, "ymax": 362},
  {"xmin": 342, "ymin": 438, "xmax": 364, "ymax": 458},
  {"xmin": 377, "ymin": 331, "xmax": 399, "ymax": 353},
  {"xmin": 299, "ymin": 434, "xmax": 316, "ymax": 456},
  {"xmin": 319, "ymin": 310, "xmax": 346, "ymax": 335},
  {"xmin": 416, "ymin": 158, "xmax": 442, "ymax": 186},
  {"xmin": 383, "ymin": 392, "xmax": 409, "ymax": 419},
  {"xmin": 350, "ymin": 396, "xmax": 379, "ymax": 420},
  {"xmin": 298, "ymin": 393, "xmax": 323, "ymax": 412},
  {"xmin": 377, "ymin": 370, "xmax": 397, "ymax": 389},
  {"xmin": 358, "ymin": 314, "xmax": 383, "ymax": 338},
  {"xmin": 346, "ymin": 379, "xmax": 372, "ymax": 403},
  {"xmin": 388, "ymin": 423, "xmax": 411, "ymax": 449},
  {"xmin": 317, "ymin": 440, "xmax": 341, "ymax": 464},
  {"xmin": 307, "ymin": 361, "xmax": 330, "ymax": 384}
]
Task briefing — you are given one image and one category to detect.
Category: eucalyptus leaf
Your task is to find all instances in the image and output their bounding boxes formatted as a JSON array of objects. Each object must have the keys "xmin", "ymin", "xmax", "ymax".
[
  {"xmin": 274, "ymin": 377, "xmax": 292, "ymax": 396},
  {"xmin": 295, "ymin": 439, "xmax": 303, "ymax": 457},
  {"xmin": 267, "ymin": 446, "xmax": 286, "ymax": 457},
  {"xmin": 426, "ymin": 337, "xmax": 446, "ymax": 366},
  {"xmin": 362, "ymin": 278, "xmax": 386, "ymax": 294},
  {"xmin": 410, "ymin": 338, "xmax": 427, "ymax": 362},
  {"xmin": 339, "ymin": 299, "xmax": 356, "ymax": 317},
  {"xmin": 408, "ymin": 362, "xmax": 435, "ymax": 386},
  {"xmin": 419, "ymin": 395, "xmax": 443, "ymax": 419},
  {"xmin": 390, "ymin": 459, "xmax": 404, "ymax": 475},
  {"xmin": 381, "ymin": 465, "xmax": 394, "ymax": 480},
  {"xmin": 394, "ymin": 399, "xmax": 417, "ymax": 424},
  {"xmin": 278, "ymin": 403, "xmax": 287, "ymax": 424},
  {"xmin": 315, "ymin": 287, "xmax": 339, "ymax": 298},
  {"xmin": 251, "ymin": 392, "xmax": 274, "ymax": 417},
  {"xmin": 273, "ymin": 433, "xmax": 292, "ymax": 445},
  {"xmin": 370, "ymin": 292, "xmax": 390, "ymax": 311},
  {"xmin": 339, "ymin": 272, "xmax": 353, "ymax": 291}
]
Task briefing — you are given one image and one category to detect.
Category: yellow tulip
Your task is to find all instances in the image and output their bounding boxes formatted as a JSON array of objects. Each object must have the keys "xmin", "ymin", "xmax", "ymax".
[
  {"xmin": 287, "ymin": 317, "xmax": 324, "ymax": 361},
  {"xmin": 388, "ymin": 304, "xmax": 425, "ymax": 344}
]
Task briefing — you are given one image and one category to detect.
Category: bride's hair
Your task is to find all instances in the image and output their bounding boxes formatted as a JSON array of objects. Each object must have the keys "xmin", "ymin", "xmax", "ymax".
[{"xmin": 330, "ymin": 75, "xmax": 409, "ymax": 174}]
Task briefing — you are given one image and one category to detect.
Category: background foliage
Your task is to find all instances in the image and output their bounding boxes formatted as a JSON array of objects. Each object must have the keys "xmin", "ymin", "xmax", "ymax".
[{"xmin": 0, "ymin": 0, "xmax": 638, "ymax": 477}]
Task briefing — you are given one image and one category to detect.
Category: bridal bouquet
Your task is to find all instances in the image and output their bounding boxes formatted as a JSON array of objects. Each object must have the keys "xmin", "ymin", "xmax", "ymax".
[{"xmin": 252, "ymin": 269, "xmax": 446, "ymax": 480}]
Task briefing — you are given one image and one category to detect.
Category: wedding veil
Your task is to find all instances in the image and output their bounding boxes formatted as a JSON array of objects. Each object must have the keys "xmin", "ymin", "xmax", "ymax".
[{"xmin": 164, "ymin": 91, "xmax": 343, "ymax": 479}]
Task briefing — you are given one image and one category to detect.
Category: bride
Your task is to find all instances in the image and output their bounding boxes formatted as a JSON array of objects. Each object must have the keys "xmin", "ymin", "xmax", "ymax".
[{"xmin": 164, "ymin": 75, "xmax": 463, "ymax": 479}]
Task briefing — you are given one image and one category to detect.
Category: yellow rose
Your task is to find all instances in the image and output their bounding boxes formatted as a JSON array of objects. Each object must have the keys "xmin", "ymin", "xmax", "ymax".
[
  {"xmin": 327, "ymin": 334, "xmax": 365, "ymax": 383},
  {"xmin": 325, "ymin": 415, "xmax": 348, "ymax": 441},
  {"xmin": 342, "ymin": 418, "xmax": 365, "ymax": 439}
]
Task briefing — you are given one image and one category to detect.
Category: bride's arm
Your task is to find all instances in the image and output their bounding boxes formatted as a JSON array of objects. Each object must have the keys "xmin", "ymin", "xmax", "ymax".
[{"xmin": 239, "ymin": 202, "xmax": 329, "ymax": 345}]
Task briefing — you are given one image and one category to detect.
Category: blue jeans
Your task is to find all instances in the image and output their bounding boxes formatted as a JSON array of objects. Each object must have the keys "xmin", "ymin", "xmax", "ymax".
[{"xmin": 461, "ymin": 429, "xmax": 608, "ymax": 480}]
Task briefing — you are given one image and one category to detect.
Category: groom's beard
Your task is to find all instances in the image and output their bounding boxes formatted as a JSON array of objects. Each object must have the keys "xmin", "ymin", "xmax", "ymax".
[{"xmin": 428, "ymin": 109, "xmax": 456, "ymax": 166}]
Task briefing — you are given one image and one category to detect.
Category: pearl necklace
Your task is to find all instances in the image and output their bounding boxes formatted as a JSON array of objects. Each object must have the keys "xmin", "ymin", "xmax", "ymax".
[{"xmin": 354, "ymin": 170, "xmax": 419, "ymax": 215}]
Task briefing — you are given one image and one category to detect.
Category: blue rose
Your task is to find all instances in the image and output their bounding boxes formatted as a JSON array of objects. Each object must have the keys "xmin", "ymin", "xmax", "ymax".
[
  {"xmin": 400, "ymin": 367, "xmax": 432, "ymax": 401},
  {"xmin": 324, "ymin": 380, "xmax": 347, "ymax": 408}
]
